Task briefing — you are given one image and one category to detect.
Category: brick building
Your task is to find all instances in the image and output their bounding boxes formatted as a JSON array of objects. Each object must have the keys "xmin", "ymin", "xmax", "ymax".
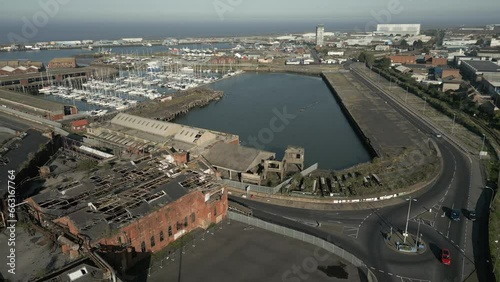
[
  {"xmin": 70, "ymin": 119, "xmax": 88, "ymax": 131},
  {"xmin": 430, "ymin": 57, "xmax": 448, "ymax": 66},
  {"xmin": 389, "ymin": 55, "xmax": 416, "ymax": 64},
  {"xmin": 210, "ymin": 56, "xmax": 237, "ymax": 65},
  {"xmin": 0, "ymin": 65, "xmax": 40, "ymax": 76},
  {"xmin": 48, "ymin": 57, "xmax": 77, "ymax": 69},
  {"xmin": 25, "ymin": 157, "xmax": 227, "ymax": 271},
  {"xmin": 0, "ymin": 89, "xmax": 77, "ymax": 121},
  {"xmin": 442, "ymin": 69, "xmax": 461, "ymax": 79}
]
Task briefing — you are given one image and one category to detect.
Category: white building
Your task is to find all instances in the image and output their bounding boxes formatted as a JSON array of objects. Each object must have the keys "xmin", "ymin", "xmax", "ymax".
[
  {"xmin": 376, "ymin": 24, "xmax": 421, "ymax": 36},
  {"xmin": 316, "ymin": 24, "xmax": 325, "ymax": 47},
  {"xmin": 375, "ymin": 45, "xmax": 391, "ymax": 51},
  {"xmin": 327, "ymin": 51, "xmax": 345, "ymax": 56},
  {"xmin": 442, "ymin": 38, "xmax": 477, "ymax": 47},
  {"xmin": 491, "ymin": 39, "xmax": 500, "ymax": 47},
  {"xmin": 121, "ymin": 38, "xmax": 143, "ymax": 43}
]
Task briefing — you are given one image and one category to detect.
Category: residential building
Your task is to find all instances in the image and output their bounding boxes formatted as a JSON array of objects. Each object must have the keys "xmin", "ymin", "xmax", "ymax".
[{"xmin": 316, "ymin": 24, "xmax": 325, "ymax": 47}]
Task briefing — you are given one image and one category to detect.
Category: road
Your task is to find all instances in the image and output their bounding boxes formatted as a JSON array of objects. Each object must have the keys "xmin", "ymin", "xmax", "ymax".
[{"xmin": 230, "ymin": 63, "xmax": 489, "ymax": 282}]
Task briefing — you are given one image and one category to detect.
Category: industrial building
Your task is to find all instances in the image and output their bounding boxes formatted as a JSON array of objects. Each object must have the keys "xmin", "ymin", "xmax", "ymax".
[
  {"xmin": 316, "ymin": 24, "xmax": 325, "ymax": 47},
  {"xmin": 0, "ymin": 89, "xmax": 77, "ymax": 121},
  {"xmin": 460, "ymin": 60, "xmax": 500, "ymax": 82},
  {"xmin": 85, "ymin": 113, "xmax": 239, "ymax": 157},
  {"xmin": 0, "ymin": 60, "xmax": 43, "ymax": 76},
  {"xmin": 376, "ymin": 24, "xmax": 421, "ymax": 36},
  {"xmin": 25, "ymin": 155, "xmax": 227, "ymax": 271},
  {"xmin": 48, "ymin": 57, "xmax": 77, "ymax": 69}
]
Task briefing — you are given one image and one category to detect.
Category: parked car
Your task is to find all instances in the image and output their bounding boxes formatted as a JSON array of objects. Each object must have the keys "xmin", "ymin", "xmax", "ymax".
[
  {"xmin": 468, "ymin": 210, "xmax": 477, "ymax": 221},
  {"xmin": 450, "ymin": 209, "xmax": 460, "ymax": 221},
  {"xmin": 441, "ymin": 249, "xmax": 451, "ymax": 265}
]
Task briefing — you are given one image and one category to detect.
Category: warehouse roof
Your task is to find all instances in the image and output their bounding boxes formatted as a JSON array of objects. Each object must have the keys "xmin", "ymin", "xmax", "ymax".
[
  {"xmin": 0, "ymin": 89, "xmax": 65, "ymax": 112},
  {"xmin": 111, "ymin": 113, "xmax": 182, "ymax": 137},
  {"xmin": 203, "ymin": 142, "xmax": 275, "ymax": 172},
  {"xmin": 462, "ymin": 60, "xmax": 500, "ymax": 72},
  {"xmin": 49, "ymin": 57, "xmax": 76, "ymax": 63}
]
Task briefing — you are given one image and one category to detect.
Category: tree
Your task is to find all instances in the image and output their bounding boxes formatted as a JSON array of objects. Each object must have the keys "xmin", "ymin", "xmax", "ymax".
[
  {"xmin": 476, "ymin": 38, "xmax": 484, "ymax": 46},
  {"xmin": 377, "ymin": 57, "xmax": 392, "ymax": 69},
  {"xmin": 358, "ymin": 52, "xmax": 375, "ymax": 66},
  {"xmin": 413, "ymin": 40, "xmax": 424, "ymax": 49},
  {"xmin": 400, "ymin": 39, "xmax": 409, "ymax": 47}
]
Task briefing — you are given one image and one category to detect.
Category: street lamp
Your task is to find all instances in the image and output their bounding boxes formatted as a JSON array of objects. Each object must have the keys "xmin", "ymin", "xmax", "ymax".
[
  {"xmin": 485, "ymin": 186, "xmax": 495, "ymax": 210},
  {"xmin": 494, "ymin": 240, "xmax": 499, "ymax": 273},
  {"xmin": 404, "ymin": 197, "xmax": 417, "ymax": 244},
  {"xmin": 414, "ymin": 218, "xmax": 422, "ymax": 249},
  {"xmin": 451, "ymin": 114, "xmax": 456, "ymax": 135},
  {"xmin": 422, "ymin": 97, "xmax": 427, "ymax": 113},
  {"xmin": 480, "ymin": 134, "xmax": 486, "ymax": 158}
]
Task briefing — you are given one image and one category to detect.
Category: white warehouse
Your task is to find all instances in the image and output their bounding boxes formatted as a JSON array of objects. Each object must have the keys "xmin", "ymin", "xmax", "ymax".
[{"xmin": 376, "ymin": 24, "xmax": 421, "ymax": 36}]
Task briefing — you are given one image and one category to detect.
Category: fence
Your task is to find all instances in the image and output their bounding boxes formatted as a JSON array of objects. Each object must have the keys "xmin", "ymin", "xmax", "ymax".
[
  {"xmin": 227, "ymin": 212, "xmax": 367, "ymax": 268},
  {"xmin": 222, "ymin": 163, "xmax": 320, "ymax": 195},
  {"xmin": 145, "ymin": 213, "xmax": 375, "ymax": 282}
]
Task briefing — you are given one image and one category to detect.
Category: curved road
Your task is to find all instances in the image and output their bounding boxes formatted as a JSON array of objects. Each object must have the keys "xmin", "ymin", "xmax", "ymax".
[{"xmin": 230, "ymin": 63, "xmax": 488, "ymax": 282}]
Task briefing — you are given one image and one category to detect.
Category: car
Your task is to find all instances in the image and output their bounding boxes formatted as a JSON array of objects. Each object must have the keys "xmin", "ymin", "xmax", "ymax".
[
  {"xmin": 441, "ymin": 248, "xmax": 451, "ymax": 265},
  {"xmin": 468, "ymin": 210, "xmax": 477, "ymax": 221},
  {"xmin": 450, "ymin": 209, "xmax": 460, "ymax": 221}
]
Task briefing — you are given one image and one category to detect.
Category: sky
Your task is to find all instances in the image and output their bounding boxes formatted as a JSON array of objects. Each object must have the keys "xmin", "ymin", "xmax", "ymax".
[{"xmin": 0, "ymin": 0, "xmax": 499, "ymax": 42}]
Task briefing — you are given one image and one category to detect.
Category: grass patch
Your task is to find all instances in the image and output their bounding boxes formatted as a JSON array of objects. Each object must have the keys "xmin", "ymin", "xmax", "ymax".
[{"xmin": 490, "ymin": 195, "xmax": 500, "ymax": 281}]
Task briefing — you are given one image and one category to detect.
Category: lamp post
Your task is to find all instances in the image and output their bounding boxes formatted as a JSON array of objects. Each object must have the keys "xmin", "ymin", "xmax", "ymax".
[
  {"xmin": 404, "ymin": 197, "xmax": 417, "ymax": 244},
  {"xmin": 423, "ymin": 97, "xmax": 427, "ymax": 113},
  {"xmin": 414, "ymin": 218, "xmax": 421, "ymax": 249},
  {"xmin": 494, "ymin": 240, "xmax": 499, "ymax": 273},
  {"xmin": 485, "ymin": 186, "xmax": 495, "ymax": 210},
  {"xmin": 405, "ymin": 86, "xmax": 409, "ymax": 103},
  {"xmin": 480, "ymin": 134, "xmax": 486, "ymax": 158},
  {"xmin": 451, "ymin": 114, "xmax": 456, "ymax": 134}
]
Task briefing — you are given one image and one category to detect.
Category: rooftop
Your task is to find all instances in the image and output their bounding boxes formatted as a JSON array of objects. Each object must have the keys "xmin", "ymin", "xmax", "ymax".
[
  {"xmin": 30, "ymin": 157, "xmax": 221, "ymax": 241},
  {"xmin": 203, "ymin": 142, "xmax": 275, "ymax": 172},
  {"xmin": 49, "ymin": 57, "xmax": 77, "ymax": 63},
  {"xmin": 0, "ymin": 89, "xmax": 66, "ymax": 113},
  {"xmin": 462, "ymin": 60, "xmax": 500, "ymax": 72}
]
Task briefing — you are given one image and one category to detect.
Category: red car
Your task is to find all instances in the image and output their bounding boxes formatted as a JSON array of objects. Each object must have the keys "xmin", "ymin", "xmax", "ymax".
[{"xmin": 441, "ymin": 249, "xmax": 451, "ymax": 265}]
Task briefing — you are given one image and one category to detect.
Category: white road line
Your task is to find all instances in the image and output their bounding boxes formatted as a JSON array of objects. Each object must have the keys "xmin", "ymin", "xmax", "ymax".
[
  {"xmin": 378, "ymin": 269, "xmax": 384, "ymax": 273},
  {"xmin": 388, "ymin": 273, "xmax": 393, "ymax": 276},
  {"xmin": 370, "ymin": 266, "xmax": 375, "ymax": 270}
]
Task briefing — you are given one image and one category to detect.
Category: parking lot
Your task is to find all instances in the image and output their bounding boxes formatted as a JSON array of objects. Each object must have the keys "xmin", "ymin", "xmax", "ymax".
[{"xmin": 146, "ymin": 220, "xmax": 362, "ymax": 282}]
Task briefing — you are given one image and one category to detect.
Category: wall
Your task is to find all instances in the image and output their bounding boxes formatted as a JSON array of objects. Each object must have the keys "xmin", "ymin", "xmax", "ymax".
[{"xmin": 94, "ymin": 188, "xmax": 227, "ymax": 269}]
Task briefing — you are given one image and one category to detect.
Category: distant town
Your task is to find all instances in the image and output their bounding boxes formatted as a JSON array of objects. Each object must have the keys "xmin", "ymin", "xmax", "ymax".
[{"xmin": 0, "ymin": 21, "xmax": 500, "ymax": 282}]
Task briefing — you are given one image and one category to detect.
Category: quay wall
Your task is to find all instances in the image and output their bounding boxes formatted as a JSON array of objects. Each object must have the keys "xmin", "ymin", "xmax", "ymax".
[{"xmin": 321, "ymin": 71, "xmax": 379, "ymax": 159}]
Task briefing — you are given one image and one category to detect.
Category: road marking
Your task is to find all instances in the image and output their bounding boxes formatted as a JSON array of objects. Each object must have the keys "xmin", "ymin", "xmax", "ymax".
[{"xmin": 342, "ymin": 226, "xmax": 360, "ymax": 239}]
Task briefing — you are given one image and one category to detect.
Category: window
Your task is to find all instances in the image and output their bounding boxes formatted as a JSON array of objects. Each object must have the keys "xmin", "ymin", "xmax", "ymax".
[
  {"xmin": 141, "ymin": 241, "xmax": 146, "ymax": 253},
  {"xmin": 168, "ymin": 226, "xmax": 172, "ymax": 237},
  {"xmin": 184, "ymin": 216, "xmax": 188, "ymax": 227},
  {"xmin": 150, "ymin": 236, "xmax": 155, "ymax": 248},
  {"xmin": 159, "ymin": 231, "xmax": 164, "ymax": 242},
  {"xmin": 191, "ymin": 212, "xmax": 195, "ymax": 223},
  {"xmin": 214, "ymin": 206, "xmax": 217, "ymax": 216}
]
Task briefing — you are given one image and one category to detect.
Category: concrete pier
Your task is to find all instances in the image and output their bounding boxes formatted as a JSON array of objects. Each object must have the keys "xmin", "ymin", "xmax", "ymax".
[{"xmin": 322, "ymin": 70, "xmax": 428, "ymax": 159}]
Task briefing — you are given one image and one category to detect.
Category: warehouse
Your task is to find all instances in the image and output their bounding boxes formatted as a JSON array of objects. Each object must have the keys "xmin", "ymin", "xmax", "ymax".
[
  {"xmin": 25, "ymin": 156, "xmax": 227, "ymax": 271},
  {"xmin": 0, "ymin": 89, "xmax": 77, "ymax": 121},
  {"xmin": 86, "ymin": 113, "xmax": 239, "ymax": 156}
]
